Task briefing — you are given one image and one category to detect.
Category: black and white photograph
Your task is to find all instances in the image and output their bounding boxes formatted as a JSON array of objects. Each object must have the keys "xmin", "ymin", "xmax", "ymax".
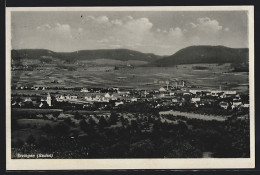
[{"xmin": 5, "ymin": 6, "xmax": 255, "ymax": 170}]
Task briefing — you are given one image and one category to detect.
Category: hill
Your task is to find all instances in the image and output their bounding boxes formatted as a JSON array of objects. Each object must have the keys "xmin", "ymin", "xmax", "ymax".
[
  {"xmin": 11, "ymin": 49, "xmax": 161, "ymax": 62},
  {"xmin": 147, "ymin": 45, "xmax": 249, "ymax": 67}
]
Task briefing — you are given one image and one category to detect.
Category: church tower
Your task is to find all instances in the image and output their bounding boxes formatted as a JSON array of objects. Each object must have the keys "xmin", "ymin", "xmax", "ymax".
[{"xmin": 46, "ymin": 93, "xmax": 51, "ymax": 106}]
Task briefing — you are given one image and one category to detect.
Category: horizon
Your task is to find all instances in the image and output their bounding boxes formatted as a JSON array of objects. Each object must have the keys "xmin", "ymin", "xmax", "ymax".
[
  {"xmin": 11, "ymin": 44, "xmax": 249, "ymax": 56},
  {"xmin": 11, "ymin": 10, "xmax": 248, "ymax": 55}
]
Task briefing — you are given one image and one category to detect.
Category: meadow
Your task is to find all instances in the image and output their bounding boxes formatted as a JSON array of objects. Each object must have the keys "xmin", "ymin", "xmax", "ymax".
[{"xmin": 12, "ymin": 63, "xmax": 249, "ymax": 93}]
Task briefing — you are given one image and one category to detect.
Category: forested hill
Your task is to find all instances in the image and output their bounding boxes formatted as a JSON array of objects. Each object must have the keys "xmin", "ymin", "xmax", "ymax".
[
  {"xmin": 11, "ymin": 46, "xmax": 249, "ymax": 67},
  {"xmin": 147, "ymin": 45, "xmax": 249, "ymax": 67},
  {"xmin": 11, "ymin": 49, "xmax": 162, "ymax": 62}
]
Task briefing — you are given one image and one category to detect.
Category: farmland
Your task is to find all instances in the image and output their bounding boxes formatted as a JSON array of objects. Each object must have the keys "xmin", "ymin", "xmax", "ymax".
[{"xmin": 12, "ymin": 63, "xmax": 249, "ymax": 93}]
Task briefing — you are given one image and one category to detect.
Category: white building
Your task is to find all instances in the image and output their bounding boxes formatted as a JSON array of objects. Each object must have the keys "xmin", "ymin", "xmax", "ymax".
[
  {"xmin": 80, "ymin": 88, "xmax": 89, "ymax": 93},
  {"xmin": 24, "ymin": 97, "xmax": 32, "ymax": 102},
  {"xmin": 85, "ymin": 95, "xmax": 109, "ymax": 102},
  {"xmin": 219, "ymin": 102, "xmax": 229, "ymax": 109},
  {"xmin": 104, "ymin": 93, "xmax": 113, "ymax": 98},
  {"xmin": 159, "ymin": 87, "xmax": 167, "ymax": 92},
  {"xmin": 56, "ymin": 95, "xmax": 65, "ymax": 102},
  {"xmin": 232, "ymin": 99, "xmax": 242, "ymax": 109},
  {"xmin": 191, "ymin": 97, "xmax": 200, "ymax": 103},
  {"xmin": 46, "ymin": 93, "xmax": 51, "ymax": 106},
  {"xmin": 115, "ymin": 101, "xmax": 124, "ymax": 106},
  {"xmin": 131, "ymin": 97, "xmax": 138, "ymax": 102},
  {"xmin": 169, "ymin": 92, "xmax": 175, "ymax": 96}
]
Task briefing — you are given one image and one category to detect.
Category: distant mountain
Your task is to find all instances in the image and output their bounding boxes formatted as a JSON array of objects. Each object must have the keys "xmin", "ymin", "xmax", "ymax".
[
  {"xmin": 11, "ymin": 46, "xmax": 249, "ymax": 67},
  {"xmin": 147, "ymin": 45, "xmax": 249, "ymax": 67},
  {"xmin": 11, "ymin": 49, "xmax": 162, "ymax": 62},
  {"xmin": 11, "ymin": 49, "xmax": 57, "ymax": 60}
]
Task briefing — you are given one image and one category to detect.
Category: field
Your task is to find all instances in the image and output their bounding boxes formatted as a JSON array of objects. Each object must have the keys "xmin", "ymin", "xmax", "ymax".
[
  {"xmin": 12, "ymin": 63, "xmax": 249, "ymax": 93},
  {"xmin": 160, "ymin": 111, "xmax": 229, "ymax": 121}
]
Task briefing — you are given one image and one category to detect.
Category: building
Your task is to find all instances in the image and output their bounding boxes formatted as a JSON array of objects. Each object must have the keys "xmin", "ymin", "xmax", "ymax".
[
  {"xmin": 219, "ymin": 101, "xmax": 229, "ymax": 109},
  {"xmin": 56, "ymin": 95, "xmax": 65, "ymax": 102},
  {"xmin": 115, "ymin": 101, "xmax": 124, "ymax": 106},
  {"xmin": 80, "ymin": 88, "xmax": 89, "ymax": 93},
  {"xmin": 232, "ymin": 99, "xmax": 242, "ymax": 109},
  {"xmin": 159, "ymin": 87, "xmax": 167, "ymax": 92},
  {"xmin": 191, "ymin": 97, "xmax": 200, "ymax": 103},
  {"xmin": 131, "ymin": 97, "xmax": 138, "ymax": 102},
  {"xmin": 46, "ymin": 93, "xmax": 51, "ymax": 106}
]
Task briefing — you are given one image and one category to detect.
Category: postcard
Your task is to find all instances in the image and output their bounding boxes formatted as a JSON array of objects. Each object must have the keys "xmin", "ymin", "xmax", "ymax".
[{"xmin": 6, "ymin": 6, "xmax": 255, "ymax": 170}]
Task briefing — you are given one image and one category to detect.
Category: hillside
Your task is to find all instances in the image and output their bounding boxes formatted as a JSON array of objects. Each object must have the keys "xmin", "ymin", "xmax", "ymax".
[
  {"xmin": 11, "ymin": 49, "xmax": 161, "ymax": 62},
  {"xmin": 147, "ymin": 46, "xmax": 249, "ymax": 67}
]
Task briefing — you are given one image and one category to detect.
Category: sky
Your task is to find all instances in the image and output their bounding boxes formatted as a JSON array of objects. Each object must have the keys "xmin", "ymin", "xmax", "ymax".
[{"xmin": 11, "ymin": 10, "xmax": 248, "ymax": 55}]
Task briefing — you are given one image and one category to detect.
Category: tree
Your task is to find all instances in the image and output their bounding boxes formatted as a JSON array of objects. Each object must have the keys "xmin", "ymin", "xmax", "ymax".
[
  {"xmin": 74, "ymin": 111, "xmax": 83, "ymax": 120},
  {"xmin": 41, "ymin": 123, "xmax": 52, "ymax": 134},
  {"xmin": 53, "ymin": 122, "xmax": 70, "ymax": 137},
  {"xmin": 37, "ymin": 136, "xmax": 50, "ymax": 150},
  {"xmin": 98, "ymin": 116, "xmax": 108, "ymax": 129},
  {"xmin": 53, "ymin": 112, "xmax": 60, "ymax": 118},
  {"xmin": 129, "ymin": 139, "xmax": 154, "ymax": 158},
  {"xmin": 130, "ymin": 120, "xmax": 139, "ymax": 131},
  {"xmin": 88, "ymin": 117, "xmax": 96, "ymax": 126},
  {"xmin": 79, "ymin": 119, "xmax": 88, "ymax": 132},
  {"xmin": 64, "ymin": 117, "xmax": 74, "ymax": 126},
  {"xmin": 26, "ymin": 134, "xmax": 36, "ymax": 145},
  {"xmin": 11, "ymin": 119, "xmax": 19, "ymax": 130},
  {"xmin": 109, "ymin": 112, "xmax": 118, "ymax": 125}
]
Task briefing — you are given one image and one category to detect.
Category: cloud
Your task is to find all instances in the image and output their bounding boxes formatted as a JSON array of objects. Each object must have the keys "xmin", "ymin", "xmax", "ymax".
[
  {"xmin": 54, "ymin": 23, "xmax": 71, "ymax": 34},
  {"xmin": 31, "ymin": 15, "xmax": 229, "ymax": 55},
  {"xmin": 79, "ymin": 16, "xmax": 155, "ymax": 48},
  {"xmin": 36, "ymin": 23, "xmax": 72, "ymax": 38},
  {"xmin": 111, "ymin": 19, "xmax": 123, "ymax": 26},
  {"xmin": 78, "ymin": 28, "xmax": 83, "ymax": 32},
  {"xmin": 168, "ymin": 27, "xmax": 183, "ymax": 38},
  {"xmin": 81, "ymin": 15, "xmax": 153, "ymax": 34},
  {"xmin": 36, "ymin": 24, "xmax": 51, "ymax": 30},
  {"xmin": 123, "ymin": 17, "xmax": 153, "ymax": 32},
  {"xmin": 224, "ymin": 27, "xmax": 230, "ymax": 32},
  {"xmin": 191, "ymin": 17, "xmax": 223, "ymax": 34}
]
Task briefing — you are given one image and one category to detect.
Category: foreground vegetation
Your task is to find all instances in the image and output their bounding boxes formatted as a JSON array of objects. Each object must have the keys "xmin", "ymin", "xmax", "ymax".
[{"xmin": 11, "ymin": 107, "xmax": 250, "ymax": 159}]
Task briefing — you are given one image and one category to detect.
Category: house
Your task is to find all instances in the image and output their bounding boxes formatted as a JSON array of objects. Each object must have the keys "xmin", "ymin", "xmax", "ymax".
[
  {"xmin": 232, "ymin": 99, "xmax": 242, "ymax": 109},
  {"xmin": 85, "ymin": 94, "xmax": 109, "ymax": 102},
  {"xmin": 115, "ymin": 101, "xmax": 124, "ymax": 106},
  {"xmin": 46, "ymin": 93, "xmax": 51, "ymax": 106},
  {"xmin": 219, "ymin": 101, "xmax": 229, "ymax": 109},
  {"xmin": 201, "ymin": 96, "xmax": 218, "ymax": 106},
  {"xmin": 24, "ymin": 97, "xmax": 32, "ymax": 102},
  {"xmin": 80, "ymin": 88, "xmax": 89, "ymax": 93},
  {"xmin": 118, "ymin": 90, "xmax": 130, "ymax": 97},
  {"xmin": 190, "ymin": 89, "xmax": 201, "ymax": 94},
  {"xmin": 191, "ymin": 97, "xmax": 200, "ymax": 103},
  {"xmin": 172, "ymin": 98, "xmax": 178, "ymax": 103},
  {"xmin": 85, "ymin": 95, "xmax": 96, "ymax": 102},
  {"xmin": 242, "ymin": 103, "xmax": 249, "ymax": 108},
  {"xmin": 159, "ymin": 87, "xmax": 167, "ymax": 92},
  {"xmin": 131, "ymin": 97, "xmax": 138, "ymax": 102},
  {"xmin": 112, "ymin": 87, "xmax": 119, "ymax": 91},
  {"xmin": 169, "ymin": 92, "xmax": 175, "ymax": 96},
  {"xmin": 104, "ymin": 93, "xmax": 113, "ymax": 98},
  {"xmin": 224, "ymin": 91, "xmax": 237, "ymax": 95},
  {"xmin": 56, "ymin": 95, "xmax": 65, "ymax": 102}
]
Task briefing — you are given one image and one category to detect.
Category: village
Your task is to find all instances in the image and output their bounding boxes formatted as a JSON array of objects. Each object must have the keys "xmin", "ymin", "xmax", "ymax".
[{"xmin": 11, "ymin": 79, "xmax": 249, "ymax": 115}]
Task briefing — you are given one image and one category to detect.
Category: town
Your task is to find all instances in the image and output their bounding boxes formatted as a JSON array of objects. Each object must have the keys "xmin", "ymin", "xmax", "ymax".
[{"xmin": 12, "ymin": 79, "xmax": 249, "ymax": 115}]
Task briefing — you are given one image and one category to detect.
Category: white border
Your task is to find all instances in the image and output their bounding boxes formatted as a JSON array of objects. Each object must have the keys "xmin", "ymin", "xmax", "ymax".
[{"xmin": 6, "ymin": 6, "xmax": 255, "ymax": 170}]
